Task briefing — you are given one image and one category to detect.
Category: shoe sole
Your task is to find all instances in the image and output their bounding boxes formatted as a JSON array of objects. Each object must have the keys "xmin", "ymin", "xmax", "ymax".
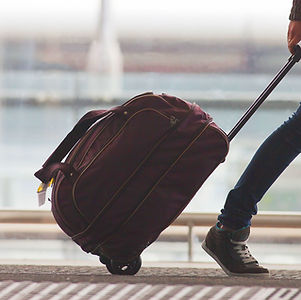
[{"xmin": 201, "ymin": 240, "xmax": 270, "ymax": 277}]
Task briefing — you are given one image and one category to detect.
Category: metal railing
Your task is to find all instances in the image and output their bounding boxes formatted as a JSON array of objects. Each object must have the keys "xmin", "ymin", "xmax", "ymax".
[
  {"xmin": 0, "ymin": 210, "xmax": 300, "ymax": 261},
  {"xmin": 1, "ymin": 210, "xmax": 300, "ymax": 226}
]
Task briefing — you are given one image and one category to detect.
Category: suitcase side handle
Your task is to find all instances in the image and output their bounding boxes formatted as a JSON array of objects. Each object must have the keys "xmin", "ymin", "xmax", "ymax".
[
  {"xmin": 35, "ymin": 105, "xmax": 124, "ymax": 183},
  {"xmin": 228, "ymin": 45, "xmax": 301, "ymax": 141}
]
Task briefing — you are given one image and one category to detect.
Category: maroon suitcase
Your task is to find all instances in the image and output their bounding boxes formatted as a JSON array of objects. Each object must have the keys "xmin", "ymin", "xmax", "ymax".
[
  {"xmin": 35, "ymin": 47, "xmax": 300, "ymax": 275},
  {"xmin": 35, "ymin": 92, "xmax": 229, "ymax": 274}
]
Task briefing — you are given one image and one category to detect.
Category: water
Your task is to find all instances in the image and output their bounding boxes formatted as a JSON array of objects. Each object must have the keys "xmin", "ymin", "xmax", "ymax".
[
  {"xmin": 1, "ymin": 71, "xmax": 301, "ymax": 101},
  {"xmin": 0, "ymin": 71, "xmax": 301, "ymax": 212}
]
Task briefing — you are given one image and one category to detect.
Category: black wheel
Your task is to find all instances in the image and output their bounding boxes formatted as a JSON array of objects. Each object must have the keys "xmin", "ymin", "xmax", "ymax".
[
  {"xmin": 98, "ymin": 254, "xmax": 110, "ymax": 265},
  {"xmin": 106, "ymin": 256, "xmax": 142, "ymax": 275}
]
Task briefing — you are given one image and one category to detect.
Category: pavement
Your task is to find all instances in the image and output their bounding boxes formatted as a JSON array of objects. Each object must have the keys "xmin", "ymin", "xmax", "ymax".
[
  {"xmin": 0, "ymin": 263, "xmax": 301, "ymax": 299},
  {"xmin": 1, "ymin": 223, "xmax": 301, "ymax": 298}
]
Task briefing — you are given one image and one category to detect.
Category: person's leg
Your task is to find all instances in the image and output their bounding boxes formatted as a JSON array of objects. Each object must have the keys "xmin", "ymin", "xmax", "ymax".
[
  {"xmin": 218, "ymin": 103, "xmax": 301, "ymax": 229},
  {"xmin": 203, "ymin": 103, "xmax": 301, "ymax": 276}
]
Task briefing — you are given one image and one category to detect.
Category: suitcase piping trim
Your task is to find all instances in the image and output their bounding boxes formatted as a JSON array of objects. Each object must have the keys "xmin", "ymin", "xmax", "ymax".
[
  {"xmin": 52, "ymin": 173, "xmax": 81, "ymax": 233},
  {"xmin": 67, "ymin": 93, "xmax": 157, "ymax": 169},
  {"xmin": 70, "ymin": 107, "xmax": 196, "ymax": 239},
  {"xmin": 210, "ymin": 125, "xmax": 230, "ymax": 158},
  {"xmin": 67, "ymin": 94, "xmax": 156, "ymax": 168},
  {"xmin": 71, "ymin": 107, "xmax": 182, "ymax": 220},
  {"xmin": 70, "ymin": 123, "xmax": 177, "ymax": 239},
  {"xmin": 91, "ymin": 120, "xmax": 214, "ymax": 253},
  {"xmin": 67, "ymin": 114, "xmax": 114, "ymax": 169},
  {"xmin": 71, "ymin": 117, "xmax": 212, "ymax": 248}
]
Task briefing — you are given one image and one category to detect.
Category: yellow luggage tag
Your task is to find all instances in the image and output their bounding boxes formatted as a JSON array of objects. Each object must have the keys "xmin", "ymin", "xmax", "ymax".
[{"xmin": 37, "ymin": 178, "xmax": 54, "ymax": 206}]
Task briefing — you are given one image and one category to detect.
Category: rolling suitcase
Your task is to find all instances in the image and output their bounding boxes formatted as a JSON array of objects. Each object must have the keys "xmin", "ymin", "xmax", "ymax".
[{"xmin": 35, "ymin": 46, "xmax": 301, "ymax": 275}]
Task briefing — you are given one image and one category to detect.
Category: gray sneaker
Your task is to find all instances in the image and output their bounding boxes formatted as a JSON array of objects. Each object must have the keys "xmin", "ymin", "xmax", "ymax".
[{"xmin": 202, "ymin": 224, "xmax": 269, "ymax": 276}]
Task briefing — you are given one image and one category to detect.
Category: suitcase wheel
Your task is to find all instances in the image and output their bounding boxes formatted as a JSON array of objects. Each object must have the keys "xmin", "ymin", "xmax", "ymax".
[{"xmin": 105, "ymin": 256, "xmax": 142, "ymax": 275}]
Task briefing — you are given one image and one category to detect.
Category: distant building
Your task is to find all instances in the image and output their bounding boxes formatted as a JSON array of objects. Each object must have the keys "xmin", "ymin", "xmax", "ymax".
[{"xmin": 0, "ymin": 37, "xmax": 292, "ymax": 74}]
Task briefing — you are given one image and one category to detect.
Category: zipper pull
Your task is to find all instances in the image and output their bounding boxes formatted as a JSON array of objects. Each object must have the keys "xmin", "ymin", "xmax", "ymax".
[{"xmin": 170, "ymin": 116, "xmax": 179, "ymax": 127}]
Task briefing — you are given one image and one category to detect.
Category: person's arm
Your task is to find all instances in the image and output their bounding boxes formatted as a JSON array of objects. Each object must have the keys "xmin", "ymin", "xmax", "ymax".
[{"xmin": 288, "ymin": 0, "xmax": 301, "ymax": 53}]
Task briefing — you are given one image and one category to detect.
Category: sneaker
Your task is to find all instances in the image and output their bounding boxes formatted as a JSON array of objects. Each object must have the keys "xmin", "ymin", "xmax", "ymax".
[{"xmin": 202, "ymin": 224, "xmax": 269, "ymax": 276}]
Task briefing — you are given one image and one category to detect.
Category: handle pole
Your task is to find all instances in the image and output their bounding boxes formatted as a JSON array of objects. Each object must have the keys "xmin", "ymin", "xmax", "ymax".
[{"xmin": 227, "ymin": 45, "xmax": 301, "ymax": 142}]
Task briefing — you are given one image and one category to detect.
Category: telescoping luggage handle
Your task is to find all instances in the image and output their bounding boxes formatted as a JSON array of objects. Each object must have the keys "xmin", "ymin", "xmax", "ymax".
[{"xmin": 227, "ymin": 45, "xmax": 301, "ymax": 141}]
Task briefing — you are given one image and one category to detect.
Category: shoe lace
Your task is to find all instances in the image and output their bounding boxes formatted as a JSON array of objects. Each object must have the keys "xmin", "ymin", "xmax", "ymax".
[{"xmin": 231, "ymin": 240, "xmax": 257, "ymax": 264}]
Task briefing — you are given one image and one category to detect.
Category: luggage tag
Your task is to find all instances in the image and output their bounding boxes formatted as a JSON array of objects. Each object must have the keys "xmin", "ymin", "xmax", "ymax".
[{"xmin": 37, "ymin": 178, "xmax": 53, "ymax": 206}]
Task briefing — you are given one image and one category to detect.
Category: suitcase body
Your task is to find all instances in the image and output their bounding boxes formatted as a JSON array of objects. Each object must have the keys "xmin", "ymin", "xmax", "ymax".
[
  {"xmin": 50, "ymin": 93, "xmax": 228, "ymax": 268},
  {"xmin": 35, "ymin": 47, "xmax": 300, "ymax": 275}
]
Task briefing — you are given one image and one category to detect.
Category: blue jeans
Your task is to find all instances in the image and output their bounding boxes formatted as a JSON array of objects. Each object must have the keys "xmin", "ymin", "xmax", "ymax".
[{"xmin": 218, "ymin": 103, "xmax": 301, "ymax": 230}]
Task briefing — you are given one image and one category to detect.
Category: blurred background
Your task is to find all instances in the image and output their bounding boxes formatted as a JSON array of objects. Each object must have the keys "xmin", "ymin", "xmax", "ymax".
[
  {"xmin": 0, "ymin": 0, "xmax": 300, "ymax": 265},
  {"xmin": 1, "ymin": 0, "xmax": 300, "ymax": 211}
]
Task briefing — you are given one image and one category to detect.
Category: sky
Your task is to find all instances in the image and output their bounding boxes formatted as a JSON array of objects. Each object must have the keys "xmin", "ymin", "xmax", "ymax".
[{"xmin": 0, "ymin": 0, "xmax": 293, "ymax": 42}]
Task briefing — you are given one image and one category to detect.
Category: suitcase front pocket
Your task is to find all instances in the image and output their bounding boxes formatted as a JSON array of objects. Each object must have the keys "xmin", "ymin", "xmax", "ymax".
[{"xmin": 71, "ymin": 108, "xmax": 180, "ymax": 223}]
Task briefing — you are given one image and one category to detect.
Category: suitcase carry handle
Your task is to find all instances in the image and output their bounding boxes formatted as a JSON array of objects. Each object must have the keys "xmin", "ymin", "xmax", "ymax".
[
  {"xmin": 35, "ymin": 105, "xmax": 124, "ymax": 183},
  {"xmin": 227, "ymin": 45, "xmax": 301, "ymax": 141}
]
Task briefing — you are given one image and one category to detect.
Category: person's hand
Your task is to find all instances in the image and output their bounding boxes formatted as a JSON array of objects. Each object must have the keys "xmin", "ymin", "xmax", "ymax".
[{"xmin": 287, "ymin": 20, "xmax": 301, "ymax": 54}]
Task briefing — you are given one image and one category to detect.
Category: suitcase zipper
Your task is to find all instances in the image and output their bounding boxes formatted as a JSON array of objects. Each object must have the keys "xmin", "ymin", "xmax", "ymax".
[
  {"xmin": 71, "ymin": 107, "xmax": 193, "ymax": 240},
  {"xmin": 71, "ymin": 108, "xmax": 174, "ymax": 219},
  {"xmin": 91, "ymin": 119, "xmax": 213, "ymax": 252},
  {"xmin": 53, "ymin": 117, "xmax": 116, "ymax": 227},
  {"xmin": 68, "ymin": 115, "xmax": 114, "ymax": 168},
  {"xmin": 66, "ymin": 93, "xmax": 170, "ymax": 168},
  {"xmin": 72, "ymin": 107, "xmax": 214, "ymax": 245},
  {"xmin": 66, "ymin": 95, "xmax": 146, "ymax": 167},
  {"xmin": 54, "ymin": 94, "xmax": 187, "ymax": 228},
  {"xmin": 52, "ymin": 173, "xmax": 81, "ymax": 232},
  {"xmin": 71, "ymin": 120, "xmax": 182, "ymax": 242},
  {"xmin": 66, "ymin": 112, "xmax": 115, "ymax": 167}
]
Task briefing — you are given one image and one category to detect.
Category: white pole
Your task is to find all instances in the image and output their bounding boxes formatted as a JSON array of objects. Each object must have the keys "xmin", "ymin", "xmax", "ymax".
[{"xmin": 86, "ymin": 0, "xmax": 123, "ymax": 101}]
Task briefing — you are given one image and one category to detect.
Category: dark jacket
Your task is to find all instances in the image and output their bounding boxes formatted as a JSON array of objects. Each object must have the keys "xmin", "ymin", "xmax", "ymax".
[{"xmin": 290, "ymin": 0, "xmax": 301, "ymax": 20}]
